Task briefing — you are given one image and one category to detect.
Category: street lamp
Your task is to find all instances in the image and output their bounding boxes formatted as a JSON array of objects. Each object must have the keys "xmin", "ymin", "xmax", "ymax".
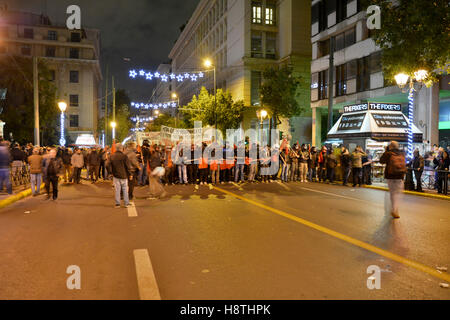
[
  {"xmin": 257, "ymin": 109, "xmax": 268, "ymax": 142},
  {"xmin": 58, "ymin": 101, "xmax": 67, "ymax": 147},
  {"xmin": 204, "ymin": 58, "xmax": 217, "ymax": 129},
  {"xmin": 395, "ymin": 69, "xmax": 428, "ymax": 160},
  {"xmin": 110, "ymin": 121, "xmax": 117, "ymax": 141},
  {"xmin": 172, "ymin": 92, "xmax": 180, "ymax": 127}
]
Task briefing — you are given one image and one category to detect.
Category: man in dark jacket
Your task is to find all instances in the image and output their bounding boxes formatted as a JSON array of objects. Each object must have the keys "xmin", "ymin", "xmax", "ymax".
[
  {"xmin": 106, "ymin": 143, "xmax": 132, "ymax": 208},
  {"xmin": 409, "ymin": 149, "xmax": 424, "ymax": 192},
  {"xmin": 43, "ymin": 148, "xmax": 63, "ymax": 200},
  {"xmin": 125, "ymin": 142, "xmax": 140, "ymax": 201},
  {"xmin": 0, "ymin": 141, "xmax": 12, "ymax": 194},
  {"xmin": 380, "ymin": 141, "xmax": 406, "ymax": 219},
  {"xmin": 62, "ymin": 148, "xmax": 72, "ymax": 183},
  {"xmin": 11, "ymin": 143, "xmax": 26, "ymax": 176},
  {"xmin": 87, "ymin": 148, "xmax": 101, "ymax": 183}
]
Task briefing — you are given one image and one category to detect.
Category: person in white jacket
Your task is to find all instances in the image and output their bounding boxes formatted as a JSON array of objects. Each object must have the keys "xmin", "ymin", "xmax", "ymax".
[{"xmin": 71, "ymin": 148, "xmax": 84, "ymax": 184}]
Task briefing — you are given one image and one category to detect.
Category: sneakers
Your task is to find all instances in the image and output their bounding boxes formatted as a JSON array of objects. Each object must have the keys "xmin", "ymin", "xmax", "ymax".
[
  {"xmin": 114, "ymin": 204, "xmax": 121, "ymax": 209},
  {"xmin": 124, "ymin": 204, "xmax": 130, "ymax": 209}
]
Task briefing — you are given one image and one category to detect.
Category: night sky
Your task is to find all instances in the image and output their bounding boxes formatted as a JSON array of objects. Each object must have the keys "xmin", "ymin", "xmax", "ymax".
[{"xmin": 5, "ymin": 0, "xmax": 199, "ymax": 101}]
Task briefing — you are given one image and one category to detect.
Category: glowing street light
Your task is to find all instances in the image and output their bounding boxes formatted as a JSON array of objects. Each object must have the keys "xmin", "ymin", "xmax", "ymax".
[
  {"xmin": 58, "ymin": 101, "xmax": 67, "ymax": 146},
  {"xmin": 394, "ymin": 69, "xmax": 429, "ymax": 160},
  {"xmin": 110, "ymin": 121, "xmax": 117, "ymax": 140}
]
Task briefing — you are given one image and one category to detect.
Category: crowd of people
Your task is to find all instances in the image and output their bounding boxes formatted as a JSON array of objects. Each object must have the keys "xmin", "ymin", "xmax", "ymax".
[{"xmin": 0, "ymin": 138, "xmax": 448, "ymax": 212}]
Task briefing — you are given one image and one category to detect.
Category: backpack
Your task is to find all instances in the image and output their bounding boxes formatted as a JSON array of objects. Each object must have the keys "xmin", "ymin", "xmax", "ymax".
[
  {"xmin": 47, "ymin": 158, "xmax": 60, "ymax": 176},
  {"xmin": 388, "ymin": 152, "xmax": 407, "ymax": 176}
]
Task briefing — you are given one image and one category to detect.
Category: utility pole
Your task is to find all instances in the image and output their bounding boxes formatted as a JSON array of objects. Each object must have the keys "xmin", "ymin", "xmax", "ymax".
[
  {"xmin": 104, "ymin": 66, "xmax": 109, "ymax": 146},
  {"xmin": 112, "ymin": 76, "xmax": 116, "ymax": 142},
  {"xmin": 327, "ymin": 36, "xmax": 335, "ymax": 133},
  {"xmin": 33, "ymin": 56, "xmax": 40, "ymax": 146}
]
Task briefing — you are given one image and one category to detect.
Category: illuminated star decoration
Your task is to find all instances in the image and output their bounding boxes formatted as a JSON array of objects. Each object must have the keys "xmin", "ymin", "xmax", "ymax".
[
  {"xmin": 190, "ymin": 74, "xmax": 198, "ymax": 81},
  {"xmin": 161, "ymin": 74, "xmax": 169, "ymax": 82},
  {"xmin": 170, "ymin": 73, "xmax": 176, "ymax": 80},
  {"xmin": 146, "ymin": 72, "xmax": 153, "ymax": 80},
  {"xmin": 198, "ymin": 72, "xmax": 204, "ymax": 78},
  {"xmin": 184, "ymin": 73, "xmax": 190, "ymax": 79},
  {"xmin": 177, "ymin": 75, "xmax": 184, "ymax": 82},
  {"xmin": 154, "ymin": 72, "xmax": 160, "ymax": 78},
  {"xmin": 129, "ymin": 70, "xmax": 137, "ymax": 78},
  {"xmin": 139, "ymin": 70, "xmax": 146, "ymax": 76}
]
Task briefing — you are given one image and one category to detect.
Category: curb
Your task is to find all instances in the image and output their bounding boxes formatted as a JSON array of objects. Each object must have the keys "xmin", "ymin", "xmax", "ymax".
[
  {"xmin": 0, "ymin": 184, "xmax": 45, "ymax": 209},
  {"xmin": 363, "ymin": 185, "xmax": 450, "ymax": 201}
]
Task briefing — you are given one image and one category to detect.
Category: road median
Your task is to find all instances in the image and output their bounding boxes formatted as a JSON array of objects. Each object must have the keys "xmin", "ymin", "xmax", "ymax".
[{"xmin": 0, "ymin": 184, "xmax": 45, "ymax": 210}]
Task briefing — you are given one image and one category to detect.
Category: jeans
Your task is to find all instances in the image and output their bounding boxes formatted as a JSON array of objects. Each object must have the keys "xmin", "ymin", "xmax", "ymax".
[
  {"xmin": 413, "ymin": 169, "xmax": 423, "ymax": 191},
  {"xmin": 248, "ymin": 163, "xmax": 257, "ymax": 181},
  {"xmin": 89, "ymin": 165, "xmax": 100, "ymax": 182},
  {"xmin": 140, "ymin": 163, "xmax": 148, "ymax": 185},
  {"xmin": 72, "ymin": 167, "xmax": 82, "ymax": 184},
  {"xmin": 281, "ymin": 163, "xmax": 290, "ymax": 182},
  {"xmin": 342, "ymin": 166, "xmax": 351, "ymax": 185},
  {"xmin": 178, "ymin": 164, "xmax": 188, "ymax": 184},
  {"xmin": 113, "ymin": 177, "xmax": 129, "ymax": 206},
  {"xmin": 137, "ymin": 163, "xmax": 144, "ymax": 185},
  {"xmin": 30, "ymin": 173, "xmax": 42, "ymax": 195},
  {"xmin": 128, "ymin": 171, "xmax": 138, "ymax": 200},
  {"xmin": 0, "ymin": 168, "xmax": 12, "ymax": 194},
  {"xmin": 387, "ymin": 179, "xmax": 403, "ymax": 214},
  {"xmin": 327, "ymin": 167, "xmax": 335, "ymax": 183},
  {"xmin": 234, "ymin": 164, "xmax": 245, "ymax": 182},
  {"xmin": 290, "ymin": 161, "xmax": 298, "ymax": 181},
  {"xmin": 211, "ymin": 168, "xmax": 220, "ymax": 184}
]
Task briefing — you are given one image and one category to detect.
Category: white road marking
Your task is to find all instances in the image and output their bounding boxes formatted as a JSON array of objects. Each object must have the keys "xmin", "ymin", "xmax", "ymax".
[
  {"xmin": 128, "ymin": 202, "xmax": 138, "ymax": 217},
  {"xmin": 231, "ymin": 182, "xmax": 243, "ymax": 191},
  {"xmin": 133, "ymin": 249, "xmax": 161, "ymax": 300},
  {"xmin": 300, "ymin": 186, "xmax": 380, "ymax": 205},
  {"xmin": 276, "ymin": 181, "xmax": 291, "ymax": 191}
]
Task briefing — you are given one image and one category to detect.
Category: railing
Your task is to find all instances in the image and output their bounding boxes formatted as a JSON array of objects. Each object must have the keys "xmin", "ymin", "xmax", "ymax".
[
  {"xmin": 10, "ymin": 164, "xmax": 31, "ymax": 188},
  {"xmin": 372, "ymin": 166, "xmax": 449, "ymax": 195}
]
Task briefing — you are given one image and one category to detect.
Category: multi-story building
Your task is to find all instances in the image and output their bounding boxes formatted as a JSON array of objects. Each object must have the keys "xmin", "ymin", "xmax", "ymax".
[
  {"xmin": 0, "ymin": 6, "xmax": 102, "ymax": 143},
  {"xmin": 168, "ymin": 0, "xmax": 312, "ymax": 142},
  {"xmin": 310, "ymin": 0, "xmax": 443, "ymax": 147}
]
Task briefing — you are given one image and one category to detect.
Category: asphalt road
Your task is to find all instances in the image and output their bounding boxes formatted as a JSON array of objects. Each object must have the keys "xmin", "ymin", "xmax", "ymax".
[{"xmin": 0, "ymin": 179, "xmax": 449, "ymax": 300}]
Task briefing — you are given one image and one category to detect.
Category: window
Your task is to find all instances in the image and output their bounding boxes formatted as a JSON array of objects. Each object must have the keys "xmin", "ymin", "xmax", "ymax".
[
  {"xmin": 318, "ymin": 69, "xmax": 328, "ymax": 100},
  {"xmin": 49, "ymin": 70, "xmax": 56, "ymax": 81},
  {"xmin": 48, "ymin": 30, "xmax": 57, "ymax": 40},
  {"xmin": 336, "ymin": 0, "xmax": 347, "ymax": 23},
  {"xmin": 24, "ymin": 28, "xmax": 34, "ymax": 39},
  {"xmin": 70, "ymin": 94, "xmax": 79, "ymax": 107},
  {"xmin": 334, "ymin": 33, "xmax": 345, "ymax": 51},
  {"xmin": 357, "ymin": 56, "xmax": 370, "ymax": 92},
  {"xmin": 319, "ymin": 39, "xmax": 330, "ymax": 57},
  {"xmin": 252, "ymin": 2, "xmax": 262, "ymax": 24},
  {"xmin": 70, "ymin": 71, "xmax": 79, "ymax": 83},
  {"xmin": 69, "ymin": 115, "xmax": 79, "ymax": 128},
  {"xmin": 21, "ymin": 45, "xmax": 31, "ymax": 56},
  {"xmin": 311, "ymin": 3, "xmax": 319, "ymax": 25},
  {"xmin": 369, "ymin": 51, "xmax": 382, "ymax": 73},
  {"xmin": 335, "ymin": 64, "xmax": 346, "ymax": 96},
  {"xmin": 266, "ymin": 32, "xmax": 277, "ymax": 59},
  {"xmin": 45, "ymin": 46, "xmax": 56, "ymax": 57},
  {"xmin": 265, "ymin": 4, "xmax": 275, "ymax": 25},
  {"xmin": 344, "ymin": 28, "xmax": 356, "ymax": 48},
  {"xmin": 318, "ymin": 1, "xmax": 327, "ymax": 32},
  {"xmin": 251, "ymin": 31, "xmax": 263, "ymax": 58},
  {"xmin": 71, "ymin": 32, "xmax": 81, "ymax": 42},
  {"xmin": 346, "ymin": 60, "xmax": 357, "ymax": 80},
  {"xmin": 69, "ymin": 48, "xmax": 79, "ymax": 59},
  {"xmin": 251, "ymin": 71, "xmax": 262, "ymax": 106}
]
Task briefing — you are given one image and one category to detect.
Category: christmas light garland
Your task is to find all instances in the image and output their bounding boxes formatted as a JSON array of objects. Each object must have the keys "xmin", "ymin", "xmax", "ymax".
[
  {"xmin": 129, "ymin": 69, "xmax": 206, "ymax": 82},
  {"xmin": 131, "ymin": 101, "xmax": 178, "ymax": 110}
]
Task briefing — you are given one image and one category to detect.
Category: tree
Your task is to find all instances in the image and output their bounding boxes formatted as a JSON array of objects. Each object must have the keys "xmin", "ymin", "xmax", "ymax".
[
  {"xmin": 0, "ymin": 55, "xmax": 58, "ymax": 144},
  {"xmin": 365, "ymin": 0, "xmax": 450, "ymax": 85},
  {"xmin": 145, "ymin": 112, "xmax": 188, "ymax": 132},
  {"xmin": 183, "ymin": 87, "xmax": 245, "ymax": 134},
  {"xmin": 260, "ymin": 66, "xmax": 303, "ymax": 128},
  {"xmin": 98, "ymin": 89, "xmax": 133, "ymax": 144}
]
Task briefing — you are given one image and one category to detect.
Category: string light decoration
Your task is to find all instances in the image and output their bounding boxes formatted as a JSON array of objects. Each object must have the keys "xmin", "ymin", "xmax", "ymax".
[
  {"xmin": 407, "ymin": 87, "xmax": 415, "ymax": 160},
  {"xmin": 131, "ymin": 101, "xmax": 178, "ymax": 110},
  {"xmin": 129, "ymin": 69, "xmax": 206, "ymax": 83},
  {"xmin": 130, "ymin": 116, "xmax": 155, "ymax": 122}
]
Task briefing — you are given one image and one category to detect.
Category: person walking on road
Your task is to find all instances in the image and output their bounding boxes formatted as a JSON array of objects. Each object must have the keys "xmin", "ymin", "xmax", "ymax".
[
  {"xmin": 42, "ymin": 149, "xmax": 63, "ymax": 201},
  {"xmin": 62, "ymin": 148, "xmax": 73, "ymax": 183},
  {"xmin": 340, "ymin": 146, "xmax": 352, "ymax": 186},
  {"xmin": 71, "ymin": 148, "xmax": 84, "ymax": 184},
  {"xmin": 125, "ymin": 142, "xmax": 140, "ymax": 201},
  {"xmin": 28, "ymin": 147, "xmax": 43, "ymax": 196},
  {"xmin": 380, "ymin": 141, "xmax": 406, "ymax": 219},
  {"xmin": 106, "ymin": 143, "xmax": 132, "ymax": 208},
  {"xmin": 87, "ymin": 147, "xmax": 101, "ymax": 183}
]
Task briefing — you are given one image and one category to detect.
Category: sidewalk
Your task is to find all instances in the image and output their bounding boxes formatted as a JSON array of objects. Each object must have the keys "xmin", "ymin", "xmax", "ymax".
[{"xmin": 364, "ymin": 182, "xmax": 449, "ymax": 201}]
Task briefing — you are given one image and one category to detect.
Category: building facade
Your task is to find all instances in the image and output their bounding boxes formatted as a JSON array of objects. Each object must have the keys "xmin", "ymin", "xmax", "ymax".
[
  {"xmin": 168, "ymin": 0, "xmax": 311, "ymax": 143},
  {"xmin": 310, "ymin": 0, "xmax": 443, "ymax": 148},
  {"xmin": 0, "ymin": 7, "xmax": 102, "ymax": 144}
]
